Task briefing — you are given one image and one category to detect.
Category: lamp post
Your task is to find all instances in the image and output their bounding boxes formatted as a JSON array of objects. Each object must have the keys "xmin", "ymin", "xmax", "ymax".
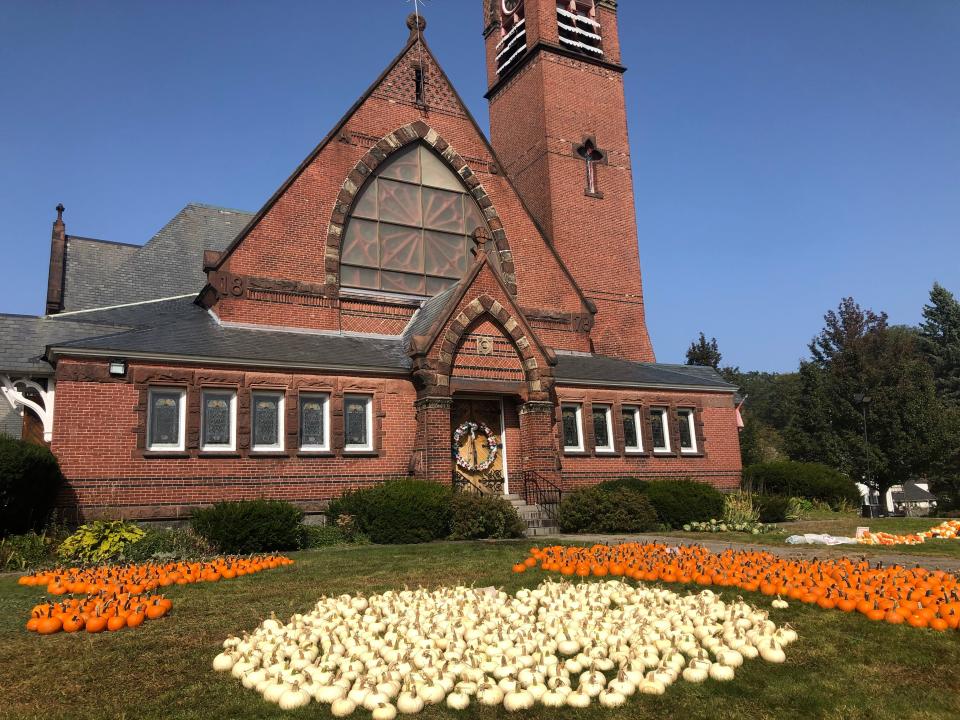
[{"xmin": 854, "ymin": 393, "xmax": 872, "ymax": 512}]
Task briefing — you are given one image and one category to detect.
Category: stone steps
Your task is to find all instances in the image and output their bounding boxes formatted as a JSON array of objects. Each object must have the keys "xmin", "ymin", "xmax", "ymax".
[{"xmin": 504, "ymin": 493, "xmax": 559, "ymax": 537}]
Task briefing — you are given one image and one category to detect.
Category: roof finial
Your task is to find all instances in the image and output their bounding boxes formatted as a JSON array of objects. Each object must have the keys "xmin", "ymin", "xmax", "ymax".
[
  {"xmin": 55, "ymin": 203, "xmax": 65, "ymax": 224},
  {"xmin": 406, "ymin": 0, "xmax": 427, "ymax": 37},
  {"xmin": 406, "ymin": 11, "xmax": 426, "ymax": 36}
]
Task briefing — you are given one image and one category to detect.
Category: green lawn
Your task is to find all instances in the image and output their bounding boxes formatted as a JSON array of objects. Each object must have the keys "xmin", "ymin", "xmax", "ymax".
[
  {"xmin": 655, "ymin": 517, "xmax": 960, "ymax": 560},
  {"xmin": 1, "ymin": 541, "xmax": 959, "ymax": 719}
]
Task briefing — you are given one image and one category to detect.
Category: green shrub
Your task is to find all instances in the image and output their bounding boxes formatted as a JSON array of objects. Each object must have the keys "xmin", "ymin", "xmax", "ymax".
[
  {"xmin": 0, "ymin": 436, "xmax": 64, "ymax": 535},
  {"xmin": 0, "ymin": 531, "xmax": 58, "ymax": 570},
  {"xmin": 557, "ymin": 486, "xmax": 659, "ymax": 534},
  {"xmin": 743, "ymin": 461, "xmax": 861, "ymax": 508},
  {"xmin": 449, "ymin": 493, "xmax": 526, "ymax": 540},
  {"xmin": 58, "ymin": 520, "xmax": 145, "ymax": 564},
  {"xmin": 596, "ymin": 477, "xmax": 649, "ymax": 494},
  {"xmin": 191, "ymin": 500, "xmax": 304, "ymax": 554},
  {"xmin": 644, "ymin": 479, "xmax": 724, "ymax": 528},
  {"xmin": 752, "ymin": 494, "xmax": 790, "ymax": 523},
  {"xmin": 122, "ymin": 527, "xmax": 214, "ymax": 562},
  {"xmin": 327, "ymin": 479, "xmax": 452, "ymax": 544},
  {"xmin": 301, "ymin": 523, "xmax": 365, "ymax": 548}
]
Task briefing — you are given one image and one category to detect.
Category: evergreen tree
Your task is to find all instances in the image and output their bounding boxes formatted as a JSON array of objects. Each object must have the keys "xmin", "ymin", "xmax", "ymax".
[
  {"xmin": 919, "ymin": 282, "xmax": 960, "ymax": 405},
  {"xmin": 787, "ymin": 299, "xmax": 946, "ymax": 502},
  {"xmin": 686, "ymin": 332, "xmax": 722, "ymax": 368}
]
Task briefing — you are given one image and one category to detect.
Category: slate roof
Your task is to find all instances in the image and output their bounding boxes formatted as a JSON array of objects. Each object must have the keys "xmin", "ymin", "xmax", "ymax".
[
  {"xmin": 402, "ymin": 283, "xmax": 460, "ymax": 341},
  {"xmin": 43, "ymin": 297, "xmax": 411, "ymax": 373},
  {"xmin": 63, "ymin": 204, "xmax": 253, "ymax": 312},
  {"xmin": 62, "ymin": 237, "xmax": 139, "ymax": 311},
  {"xmin": 0, "ymin": 313, "xmax": 132, "ymax": 374},
  {"xmin": 554, "ymin": 353, "xmax": 736, "ymax": 391}
]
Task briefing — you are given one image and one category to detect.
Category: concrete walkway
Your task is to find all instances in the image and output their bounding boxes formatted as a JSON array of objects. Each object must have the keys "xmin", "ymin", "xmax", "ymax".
[{"xmin": 544, "ymin": 533, "xmax": 960, "ymax": 573}]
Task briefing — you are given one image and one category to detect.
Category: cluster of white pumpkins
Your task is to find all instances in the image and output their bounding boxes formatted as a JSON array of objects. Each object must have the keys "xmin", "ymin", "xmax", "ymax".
[{"xmin": 213, "ymin": 579, "xmax": 797, "ymax": 714}]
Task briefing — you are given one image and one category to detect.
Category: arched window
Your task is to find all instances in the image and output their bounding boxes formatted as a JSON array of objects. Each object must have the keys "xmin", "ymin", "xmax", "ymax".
[{"xmin": 340, "ymin": 143, "xmax": 495, "ymax": 297}]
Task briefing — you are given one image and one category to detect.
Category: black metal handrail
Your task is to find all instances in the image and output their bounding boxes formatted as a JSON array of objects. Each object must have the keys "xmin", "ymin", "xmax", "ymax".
[{"xmin": 521, "ymin": 470, "xmax": 563, "ymax": 522}]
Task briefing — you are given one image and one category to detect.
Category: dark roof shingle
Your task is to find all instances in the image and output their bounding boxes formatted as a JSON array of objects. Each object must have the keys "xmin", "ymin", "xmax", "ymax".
[{"xmin": 555, "ymin": 353, "xmax": 736, "ymax": 391}]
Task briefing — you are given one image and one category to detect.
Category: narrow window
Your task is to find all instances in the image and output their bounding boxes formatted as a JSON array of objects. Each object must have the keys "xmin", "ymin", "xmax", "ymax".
[
  {"xmin": 414, "ymin": 65, "xmax": 424, "ymax": 105},
  {"xmin": 299, "ymin": 393, "xmax": 330, "ymax": 452},
  {"xmin": 251, "ymin": 391, "xmax": 284, "ymax": 452},
  {"xmin": 576, "ymin": 140, "xmax": 604, "ymax": 196},
  {"xmin": 678, "ymin": 408, "xmax": 698, "ymax": 453},
  {"xmin": 650, "ymin": 407, "xmax": 670, "ymax": 453},
  {"xmin": 201, "ymin": 389, "xmax": 237, "ymax": 452},
  {"xmin": 147, "ymin": 388, "xmax": 185, "ymax": 451},
  {"xmin": 592, "ymin": 404, "xmax": 614, "ymax": 453},
  {"xmin": 622, "ymin": 405, "xmax": 643, "ymax": 453},
  {"xmin": 344, "ymin": 395, "xmax": 374, "ymax": 452},
  {"xmin": 561, "ymin": 403, "xmax": 584, "ymax": 452}
]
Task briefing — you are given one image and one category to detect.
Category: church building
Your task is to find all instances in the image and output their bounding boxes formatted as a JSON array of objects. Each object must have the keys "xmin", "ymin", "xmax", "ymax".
[{"xmin": 0, "ymin": 1, "xmax": 741, "ymax": 522}]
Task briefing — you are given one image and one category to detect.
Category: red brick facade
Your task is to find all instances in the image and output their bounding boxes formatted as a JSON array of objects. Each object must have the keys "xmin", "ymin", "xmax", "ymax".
[{"xmin": 42, "ymin": 3, "xmax": 742, "ymax": 521}]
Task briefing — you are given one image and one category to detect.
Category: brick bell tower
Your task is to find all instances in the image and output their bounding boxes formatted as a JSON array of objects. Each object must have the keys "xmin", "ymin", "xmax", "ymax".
[{"xmin": 483, "ymin": 0, "xmax": 655, "ymax": 362}]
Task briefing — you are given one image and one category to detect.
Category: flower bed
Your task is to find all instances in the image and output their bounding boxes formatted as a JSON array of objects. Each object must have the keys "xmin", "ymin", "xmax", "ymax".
[
  {"xmin": 214, "ymin": 579, "xmax": 796, "ymax": 713},
  {"xmin": 516, "ymin": 543, "xmax": 960, "ymax": 631},
  {"xmin": 18, "ymin": 555, "xmax": 293, "ymax": 635},
  {"xmin": 859, "ymin": 519, "xmax": 960, "ymax": 546}
]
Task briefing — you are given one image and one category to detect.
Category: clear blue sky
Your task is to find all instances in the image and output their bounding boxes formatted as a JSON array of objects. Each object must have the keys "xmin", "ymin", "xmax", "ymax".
[{"xmin": 1, "ymin": 1, "xmax": 957, "ymax": 372}]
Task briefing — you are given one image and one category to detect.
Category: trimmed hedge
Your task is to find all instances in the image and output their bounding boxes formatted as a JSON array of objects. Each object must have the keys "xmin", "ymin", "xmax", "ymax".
[
  {"xmin": 596, "ymin": 477, "xmax": 649, "ymax": 494},
  {"xmin": 191, "ymin": 500, "xmax": 304, "ymax": 553},
  {"xmin": 449, "ymin": 493, "xmax": 526, "ymax": 540},
  {"xmin": 743, "ymin": 461, "xmax": 861, "ymax": 508},
  {"xmin": 327, "ymin": 479, "xmax": 452, "ymax": 544},
  {"xmin": 752, "ymin": 494, "xmax": 790, "ymax": 524},
  {"xmin": 557, "ymin": 486, "xmax": 659, "ymax": 534},
  {"xmin": 0, "ymin": 436, "xmax": 64, "ymax": 535},
  {"xmin": 643, "ymin": 480, "xmax": 725, "ymax": 529}
]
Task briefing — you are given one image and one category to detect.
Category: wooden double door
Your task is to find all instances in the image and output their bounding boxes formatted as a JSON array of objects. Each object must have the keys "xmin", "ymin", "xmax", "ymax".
[{"xmin": 451, "ymin": 397, "xmax": 507, "ymax": 495}]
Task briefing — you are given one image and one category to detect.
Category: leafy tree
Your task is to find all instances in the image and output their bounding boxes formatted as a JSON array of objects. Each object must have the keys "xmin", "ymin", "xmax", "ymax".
[
  {"xmin": 686, "ymin": 332, "xmax": 722, "ymax": 368},
  {"xmin": 919, "ymin": 282, "xmax": 960, "ymax": 405},
  {"xmin": 786, "ymin": 299, "xmax": 946, "ymax": 502}
]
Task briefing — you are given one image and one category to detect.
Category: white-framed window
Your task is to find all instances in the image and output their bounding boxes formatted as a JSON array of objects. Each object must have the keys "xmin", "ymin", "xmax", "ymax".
[
  {"xmin": 343, "ymin": 394, "xmax": 374, "ymax": 452},
  {"xmin": 561, "ymin": 403, "xmax": 584, "ymax": 452},
  {"xmin": 650, "ymin": 407, "xmax": 671, "ymax": 453},
  {"xmin": 200, "ymin": 389, "xmax": 237, "ymax": 452},
  {"xmin": 591, "ymin": 404, "xmax": 614, "ymax": 453},
  {"xmin": 299, "ymin": 392, "xmax": 331, "ymax": 452},
  {"xmin": 622, "ymin": 405, "xmax": 643, "ymax": 453},
  {"xmin": 251, "ymin": 391, "xmax": 285, "ymax": 452},
  {"xmin": 147, "ymin": 388, "xmax": 186, "ymax": 451},
  {"xmin": 677, "ymin": 408, "xmax": 698, "ymax": 454}
]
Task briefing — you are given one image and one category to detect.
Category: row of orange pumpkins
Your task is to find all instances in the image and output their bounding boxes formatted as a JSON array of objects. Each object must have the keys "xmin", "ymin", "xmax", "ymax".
[
  {"xmin": 859, "ymin": 519, "xmax": 960, "ymax": 546},
  {"xmin": 20, "ymin": 555, "xmax": 293, "ymax": 635},
  {"xmin": 514, "ymin": 543, "xmax": 960, "ymax": 631}
]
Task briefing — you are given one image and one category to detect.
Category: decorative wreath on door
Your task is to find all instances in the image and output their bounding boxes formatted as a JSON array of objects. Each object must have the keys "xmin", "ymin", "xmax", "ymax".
[{"xmin": 452, "ymin": 421, "xmax": 500, "ymax": 473}]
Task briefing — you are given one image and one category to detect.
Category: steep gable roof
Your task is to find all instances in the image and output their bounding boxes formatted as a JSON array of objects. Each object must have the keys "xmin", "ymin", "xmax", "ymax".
[
  {"xmin": 63, "ymin": 204, "xmax": 252, "ymax": 312},
  {"xmin": 208, "ymin": 19, "xmax": 593, "ymax": 315},
  {"xmin": 62, "ymin": 237, "xmax": 139, "ymax": 311}
]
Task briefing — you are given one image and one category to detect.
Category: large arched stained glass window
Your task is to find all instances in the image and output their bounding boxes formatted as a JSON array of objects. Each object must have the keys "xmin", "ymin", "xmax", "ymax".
[{"xmin": 340, "ymin": 143, "xmax": 495, "ymax": 297}]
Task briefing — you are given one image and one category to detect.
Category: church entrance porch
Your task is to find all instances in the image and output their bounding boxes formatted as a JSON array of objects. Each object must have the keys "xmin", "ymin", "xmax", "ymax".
[{"xmin": 451, "ymin": 396, "xmax": 509, "ymax": 496}]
